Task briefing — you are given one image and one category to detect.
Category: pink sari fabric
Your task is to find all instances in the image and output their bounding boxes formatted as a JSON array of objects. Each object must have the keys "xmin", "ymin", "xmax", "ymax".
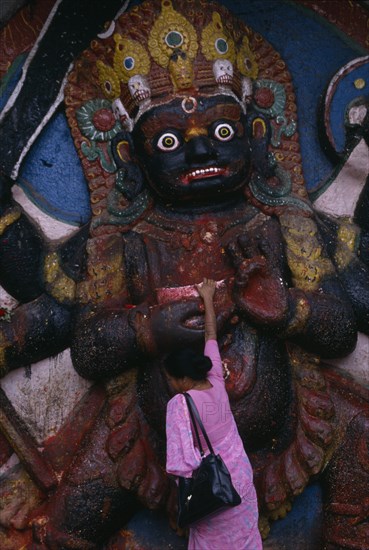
[{"xmin": 166, "ymin": 340, "xmax": 262, "ymax": 549}]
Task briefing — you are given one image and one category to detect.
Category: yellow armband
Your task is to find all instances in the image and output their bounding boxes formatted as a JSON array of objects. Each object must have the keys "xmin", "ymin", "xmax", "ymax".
[{"xmin": 0, "ymin": 207, "xmax": 21, "ymax": 236}]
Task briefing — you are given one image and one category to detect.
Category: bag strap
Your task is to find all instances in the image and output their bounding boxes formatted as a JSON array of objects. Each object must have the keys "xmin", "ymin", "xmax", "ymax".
[
  {"xmin": 183, "ymin": 393, "xmax": 215, "ymax": 456},
  {"xmin": 185, "ymin": 394, "xmax": 204, "ymax": 456}
]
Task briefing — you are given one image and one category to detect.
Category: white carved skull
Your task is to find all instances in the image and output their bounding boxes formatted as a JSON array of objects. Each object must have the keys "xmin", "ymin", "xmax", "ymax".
[
  {"xmin": 128, "ymin": 75, "xmax": 151, "ymax": 104},
  {"xmin": 348, "ymin": 103, "xmax": 368, "ymax": 126},
  {"xmin": 213, "ymin": 59, "xmax": 233, "ymax": 85}
]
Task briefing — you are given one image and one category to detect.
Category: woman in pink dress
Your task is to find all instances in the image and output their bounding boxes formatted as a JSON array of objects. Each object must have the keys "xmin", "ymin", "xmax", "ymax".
[{"xmin": 165, "ymin": 278, "xmax": 262, "ymax": 550}]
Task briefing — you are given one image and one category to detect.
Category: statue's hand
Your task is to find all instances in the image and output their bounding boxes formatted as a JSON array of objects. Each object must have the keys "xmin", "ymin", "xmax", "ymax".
[
  {"xmin": 0, "ymin": 173, "xmax": 15, "ymax": 214},
  {"xmin": 150, "ymin": 299, "xmax": 206, "ymax": 351},
  {"xmin": 228, "ymin": 239, "xmax": 288, "ymax": 325}
]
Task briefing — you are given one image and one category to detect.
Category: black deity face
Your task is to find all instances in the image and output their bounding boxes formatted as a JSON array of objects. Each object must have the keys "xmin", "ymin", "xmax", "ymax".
[{"xmin": 132, "ymin": 96, "xmax": 252, "ymax": 205}]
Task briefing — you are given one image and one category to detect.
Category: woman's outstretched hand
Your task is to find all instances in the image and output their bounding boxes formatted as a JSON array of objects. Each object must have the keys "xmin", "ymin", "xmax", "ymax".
[
  {"xmin": 196, "ymin": 278, "xmax": 216, "ymax": 302},
  {"xmin": 196, "ymin": 279, "xmax": 217, "ymax": 340}
]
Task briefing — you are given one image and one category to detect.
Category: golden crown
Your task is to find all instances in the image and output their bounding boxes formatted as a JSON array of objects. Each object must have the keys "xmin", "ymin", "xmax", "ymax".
[{"xmin": 91, "ymin": 0, "xmax": 258, "ymax": 128}]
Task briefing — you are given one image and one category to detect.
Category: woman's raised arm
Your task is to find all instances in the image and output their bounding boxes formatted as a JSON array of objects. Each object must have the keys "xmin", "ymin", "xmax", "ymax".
[{"xmin": 196, "ymin": 278, "xmax": 217, "ymax": 342}]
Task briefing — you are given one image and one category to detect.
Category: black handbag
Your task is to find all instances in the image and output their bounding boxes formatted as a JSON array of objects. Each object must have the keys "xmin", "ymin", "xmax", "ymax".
[{"xmin": 177, "ymin": 392, "xmax": 241, "ymax": 528}]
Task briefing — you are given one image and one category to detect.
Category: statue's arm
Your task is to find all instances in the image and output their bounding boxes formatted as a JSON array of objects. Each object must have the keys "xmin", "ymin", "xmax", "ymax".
[
  {"xmin": 0, "ymin": 175, "xmax": 90, "ymax": 376},
  {"xmin": 0, "ymin": 294, "xmax": 74, "ymax": 377},
  {"xmin": 0, "ymin": 174, "xmax": 90, "ymax": 302},
  {"xmin": 231, "ymin": 215, "xmax": 357, "ymax": 359},
  {"xmin": 285, "ymin": 276, "xmax": 357, "ymax": 359},
  {"xmin": 318, "ymin": 213, "xmax": 369, "ymax": 335},
  {"xmin": 70, "ymin": 298, "xmax": 208, "ymax": 381},
  {"xmin": 0, "ymin": 174, "xmax": 46, "ymax": 301}
]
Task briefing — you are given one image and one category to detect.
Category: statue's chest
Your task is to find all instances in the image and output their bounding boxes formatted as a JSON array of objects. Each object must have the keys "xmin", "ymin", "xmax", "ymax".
[
  {"xmin": 153, "ymin": 234, "xmax": 231, "ymax": 286},
  {"xmin": 126, "ymin": 208, "xmax": 265, "ymax": 302},
  {"xmin": 132, "ymin": 221, "xmax": 241, "ymax": 288}
]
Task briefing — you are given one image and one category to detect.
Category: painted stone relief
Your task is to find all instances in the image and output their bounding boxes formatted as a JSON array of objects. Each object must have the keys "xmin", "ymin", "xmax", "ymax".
[{"xmin": 0, "ymin": 0, "xmax": 368, "ymax": 548}]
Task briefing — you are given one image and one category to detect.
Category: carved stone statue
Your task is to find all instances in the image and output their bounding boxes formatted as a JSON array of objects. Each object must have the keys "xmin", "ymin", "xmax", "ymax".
[{"xmin": 0, "ymin": 1, "xmax": 368, "ymax": 548}]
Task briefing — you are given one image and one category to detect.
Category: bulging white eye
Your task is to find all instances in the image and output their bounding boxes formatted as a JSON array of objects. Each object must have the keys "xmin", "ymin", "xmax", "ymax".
[
  {"xmin": 214, "ymin": 123, "xmax": 235, "ymax": 141},
  {"xmin": 156, "ymin": 132, "xmax": 180, "ymax": 151}
]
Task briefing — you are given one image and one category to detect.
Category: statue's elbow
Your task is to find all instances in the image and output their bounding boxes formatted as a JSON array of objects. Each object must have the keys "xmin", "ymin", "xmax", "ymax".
[{"xmin": 319, "ymin": 318, "xmax": 358, "ymax": 360}]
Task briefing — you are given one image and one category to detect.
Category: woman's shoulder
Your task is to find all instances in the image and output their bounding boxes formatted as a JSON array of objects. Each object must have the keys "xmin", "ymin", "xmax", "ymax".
[
  {"xmin": 167, "ymin": 393, "xmax": 183, "ymax": 405},
  {"xmin": 166, "ymin": 392, "xmax": 185, "ymax": 413}
]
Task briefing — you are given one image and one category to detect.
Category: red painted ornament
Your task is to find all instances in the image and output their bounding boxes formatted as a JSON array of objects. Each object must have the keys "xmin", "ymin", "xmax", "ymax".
[
  {"xmin": 254, "ymin": 87, "xmax": 275, "ymax": 109},
  {"xmin": 92, "ymin": 108, "xmax": 116, "ymax": 132}
]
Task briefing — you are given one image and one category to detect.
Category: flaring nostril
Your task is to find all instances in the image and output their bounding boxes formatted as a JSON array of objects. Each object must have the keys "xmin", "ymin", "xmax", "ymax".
[{"xmin": 186, "ymin": 136, "xmax": 217, "ymax": 161}]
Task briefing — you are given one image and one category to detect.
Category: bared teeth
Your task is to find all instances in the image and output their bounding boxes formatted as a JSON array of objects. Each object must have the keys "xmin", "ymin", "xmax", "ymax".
[
  {"xmin": 134, "ymin": 90, "xmax": 150, "ymax": 102},
  {"xmin": 181, "ymin": 166, "xmax": 225, "ymax": 184},
  {"xmin": 218, "ymin": 75, "xmax": 232, "ymax": 83},
  {"xmin": 188, "ymin": 167, "xmax": 221, "ymax": 178}
]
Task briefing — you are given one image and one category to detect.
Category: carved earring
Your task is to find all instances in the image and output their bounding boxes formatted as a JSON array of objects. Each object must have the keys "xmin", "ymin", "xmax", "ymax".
[{"xmin": 90, "ymin": 131, "xmax": 150, "ymax": 230}]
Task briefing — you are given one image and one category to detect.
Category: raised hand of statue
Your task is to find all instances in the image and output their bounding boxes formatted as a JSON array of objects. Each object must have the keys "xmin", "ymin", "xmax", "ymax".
[{"xmin": 228, "ymin": 234, "xmax": 289, "ymax": 326}]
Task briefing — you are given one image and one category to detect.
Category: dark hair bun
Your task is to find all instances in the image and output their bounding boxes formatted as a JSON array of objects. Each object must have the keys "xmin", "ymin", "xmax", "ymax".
[
  {"xmin": 193, "ymin": 355, "xmax": 212, "ymax": 375},
  {"xmin": 165, "ymin": 348, "xmax": 212, "ymax": 381}
]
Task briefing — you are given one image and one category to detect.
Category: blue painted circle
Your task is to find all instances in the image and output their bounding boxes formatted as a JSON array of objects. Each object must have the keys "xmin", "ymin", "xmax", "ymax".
[
  {"xmin": 165, "ymin": 30, "xmax": 183, "ymax": 48},
  {"xmin": 124, "ymin": 56, "xmax": 135, "ymax": 70},
  {"xmin": 215, "ymin": 37, "xmax": 228, "ymax": 54}
]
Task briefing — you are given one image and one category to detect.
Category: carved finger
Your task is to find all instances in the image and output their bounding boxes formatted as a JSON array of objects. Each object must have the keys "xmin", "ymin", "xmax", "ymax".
[
  {"xmin": 226, "ymin": 241, "xmax": 244, "ymax": 267},
  {"xmin": 236, "ymin": 257, "xmax": 266, "ymax": 286},
  {"xmin": 237, "ymin": 234, "xmax": 258, "ymax": 259}
]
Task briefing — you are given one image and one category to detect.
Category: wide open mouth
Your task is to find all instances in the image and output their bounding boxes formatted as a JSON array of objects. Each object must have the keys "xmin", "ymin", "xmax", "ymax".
[{"xmin": 180, "ymin": 166, "xmax": 228, "ymax": 185}]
